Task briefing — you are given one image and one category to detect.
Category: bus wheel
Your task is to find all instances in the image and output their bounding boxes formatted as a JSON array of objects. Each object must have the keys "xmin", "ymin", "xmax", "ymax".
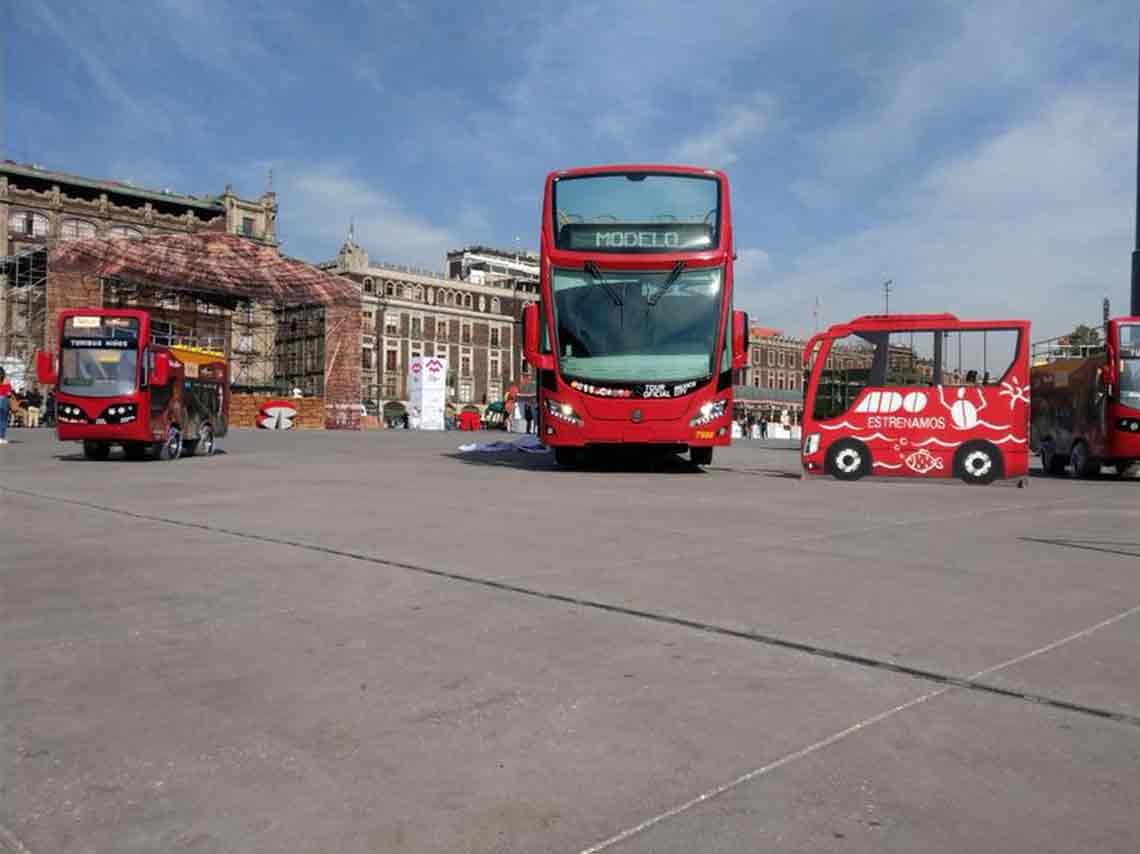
[
  {"xmin": 1070, "ymin": 441, "xmax": 1099, "ymax": 479},
  {"xmin": 826, "ymin": 438, "xmax": 870, "ymax": 481},
  {"xmin": 123, "ymin": 442, "xmax": 148, "ymax": 461},
  {"xmin": 82, "ymin": 440, "xmax": 110, "ymax": 461},
  {"xmin": 194, "ymin": 424, "xmax": 216, "ymax": 457},
  {"xmin": 157, "ymin": 426, "xmax": 182, "ymax": 461},
  {"xmin": 955, "ymin": 440, "xmax": 1002, "ymax": 485},
  {"xmin": 690, "ymin": 446, "xmax": 714, "ymax": 466},
  {"xmin": 554, "ymin": 447, "xmax": 579, "ymax": 468},
  {"xmin": 1040, "ymin": 441, "xmax": 1068, "ymax": 476},
  {"xmin": 1114, "ymin": 461, "xmax": 1138, "ymax": 478}
]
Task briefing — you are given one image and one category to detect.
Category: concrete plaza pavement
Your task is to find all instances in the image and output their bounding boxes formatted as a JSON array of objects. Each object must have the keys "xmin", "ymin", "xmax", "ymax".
[{"xmin": 1, "ymin": 428, "xmax": 1138, "ymax": 852}]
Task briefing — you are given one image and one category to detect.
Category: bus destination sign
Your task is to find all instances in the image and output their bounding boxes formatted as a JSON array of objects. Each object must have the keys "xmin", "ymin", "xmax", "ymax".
[{"xmin": 560, "ymin": 223, "xmax": 713, "ymax": 252}]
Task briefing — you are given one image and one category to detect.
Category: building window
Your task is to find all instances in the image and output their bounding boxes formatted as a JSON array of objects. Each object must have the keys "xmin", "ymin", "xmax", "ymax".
[
  {"xmin": 108, "ymin": 225, "xmax": 144, "ymax": 238},
  {"xmin": 778, "ymin": 351, "xmax": 786, "ymax": 367},
  {"xmin": 385, "ymin": 281, "xmax": 394, "ymax": 297},
  {"xmin": 362, "ymin": 350, "xmax": 374, "ymax": 370},
  {"xmin": 459, "ymin": 380, "xmax": 473, "ymax": 402},
  {"xmin": 363, "ymin": 277, "xmax": 375, "ymax": 294},
  {"xmin": 463, "ymin": 293, "xmax": 472, "ymax": 309},
  {"xmin": 60, "ymin": 218, "xmax": 97, "ymax": 240},
  {"xmin": 385, "ymin": 314, "xmax": 398, "ymax": 335},
  {"xmin": 490, "ymin": 353, "xmax": 500, "ymax": 377},
  {"xmin": 241, "ymin": 216, "xmax": 255, "ymax": 237},
  {"xmin": 767, "ymin": 371, "xmax": 776, "ymax": 387},
  {"xmin": 8, "ymin": 210, "xmax": 50, "ymax": 237},
  {"xmin": 385, "ymin": 350, "xmax": 398, "ymax": 371},
  {"xmin": 461, "ymin": 323, "xmax": 472, "ymax": 344},
  {"xmin": 491, "ymin": 297, "xmax": 501, "ymax": 313},
  {"xmin": 767, "ymin": 350, "xmax": 775, "ymax": 367},
  {"xmin": 490, "ymin": 327, "xmax": 500, "ymax": 348},
  {"xmin": 411, "ymin": 316, "xmax": 422, "ymax": 339},
  {"xmin": 461, "ymin": 353, "xmax": 472, "ymax": 376}
]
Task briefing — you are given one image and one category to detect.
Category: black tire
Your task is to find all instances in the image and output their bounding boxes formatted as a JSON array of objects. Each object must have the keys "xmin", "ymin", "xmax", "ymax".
[
  {"xmin": 1115, "ymin": 461, "xmax": 1138, "ymax": 478},
  {"xmin": 1040, "ymin": 441, "xmax": 1068, "ymax": 476},
  {"xmin": 157, "ymin": 426, "xmax": 182, "ymax": 461},
  {"xmin": 955, "ymin": 440, "xmax": 1003, "ymax": 485},
  {"xmin": 554, "ymin": 447, "xmax": 578, "ymax": 468},
  {"xmin": 690, "ymin": 446, "xmax": 714, "ymax": 466},
  {"xmin": 1069, "ymin": 441, "xmax": 1099, "ymax": 479},
  {"xmin": 123, "ymin": 442, "xmax": 149, "ymax": 461},
  {"xmin": 82, "ymin": 440, "xmax": 110, "ymax": 461},
  {"xmin": 194, "ymin": 424, "xmax": 216, "ymax": 457},
  {"xmin": 825, "ymin": 438, "xmax": 871, "ymax": 481}
]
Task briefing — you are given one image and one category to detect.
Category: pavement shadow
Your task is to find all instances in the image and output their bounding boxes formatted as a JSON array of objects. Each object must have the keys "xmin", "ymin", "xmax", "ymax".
[
  {"xmin": 54, "ymin": 448, "xmax": 229, "ymax": 463},
  {"xmin": 446, "ymin": 448, "xmax": 706, "ymax": 474}
]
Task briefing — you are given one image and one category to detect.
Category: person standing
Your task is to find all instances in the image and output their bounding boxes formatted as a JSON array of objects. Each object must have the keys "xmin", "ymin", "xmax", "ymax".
[
  {"xmin": 0, "ymin": 369, "xmax": 11, "ymax": 444},
  {"xmin": 524, "ymin": 402, "xmax": 533, "ymax": 435},
  {"xmin": 44, "ymin": 390, "xmax": 56, "ymax": 427}
]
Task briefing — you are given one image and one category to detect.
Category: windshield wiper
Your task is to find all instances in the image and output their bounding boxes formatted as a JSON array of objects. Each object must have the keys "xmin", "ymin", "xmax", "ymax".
[
  {"xmin": 585, "ymin": 261, "xmax": 624, "ymax": 307},
  {"xmin": 648, "ymin": 261, "xmax": 685, "ymax": 306}
]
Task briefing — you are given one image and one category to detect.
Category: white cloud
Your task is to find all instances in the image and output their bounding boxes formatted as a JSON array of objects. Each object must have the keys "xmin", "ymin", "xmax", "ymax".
[
  {"xmin": 273, "ymin": 163, "xmax": 460, "ymax": 267},
  {"xmin": 747, "ymin": 86, "xmax": 1134, "ymax": 340},
  {"xmin": 670, "ymin": 95, "xmax": 776, "ymax": 168}
]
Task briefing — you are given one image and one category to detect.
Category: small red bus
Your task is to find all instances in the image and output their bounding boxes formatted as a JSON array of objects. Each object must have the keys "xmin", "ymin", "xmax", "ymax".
[
  {"xmin": 522, "ymin": 164, "xmax": 749, "ymax": 467},
  {"xmin": 36, "ymin": 308, "xmax": 227, "ymax": 460},
  {"xmin": 800, "ymin": 314, "xmax": 1031, "ymax": 484}
]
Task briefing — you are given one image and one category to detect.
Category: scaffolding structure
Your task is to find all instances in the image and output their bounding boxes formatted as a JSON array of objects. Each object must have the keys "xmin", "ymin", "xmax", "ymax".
[{"xmin": 0, "ymin": 247, "xmax": 49, "ymax": 380}]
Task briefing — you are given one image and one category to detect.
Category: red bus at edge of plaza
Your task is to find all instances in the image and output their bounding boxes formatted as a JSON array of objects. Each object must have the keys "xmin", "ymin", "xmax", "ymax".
[
  {"xmin": 800, "ymin": 313, "xmax": 1031, "ymax": 485},
  {"xmin": 522, "ymin": 165, "xmax": 749, "ymax": 468},
  {"xmin": 36, "ymin": 308, "xmax": 227, "ymax": 461}
]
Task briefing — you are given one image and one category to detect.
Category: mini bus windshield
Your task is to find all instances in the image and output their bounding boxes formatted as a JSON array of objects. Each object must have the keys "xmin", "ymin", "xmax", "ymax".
[
  {"xmin": 60, "ymin": 315, "xmax": 140, "ymax": 398},
  {"xmin": 552, "ymin": 172, "xmax": 720, "ymax": 253},
  {"xmin": 552, "ymin": 265, "xmax": 723, "ymax": 382}
]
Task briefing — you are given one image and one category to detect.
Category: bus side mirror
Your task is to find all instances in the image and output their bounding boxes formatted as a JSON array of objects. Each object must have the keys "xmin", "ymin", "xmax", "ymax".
[
  {"xmin": 35, "ymin": 351, "xmax": 58, "ymax": 386},
  {"xmin": 731, "ymin": 310, "xmax": 749, "ymax": 370},
  {"xmin": 150, "ymin": 352, "xmax": 171, "ymax": 387},
  {"xmin": 522, "ymin": 303, "xmax": 555, "ymax": 372}
]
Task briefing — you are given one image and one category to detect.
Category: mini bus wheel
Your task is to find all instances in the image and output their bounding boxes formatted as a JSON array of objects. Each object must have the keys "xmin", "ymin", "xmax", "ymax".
[
  {"xmin": 194, "ymin": 424, "xmax": 216, "ymax": 457},
  {"xmin": 157, "ymin": 426, "xmax": 182, "ymax": 461},
  {"xmin": 1069, "ymin": 440, "xmax": 1099, "ymax": 479},
  {"xmin": 1040, "ymin": 440, "xmax": 1068, "ymax": 476},
  {"xmin": 954, "ymin": 440, "xmax": 1003, "ymax": 485},
  {"xmin": 82, "ymin": 440, "xmax": 110, "ymax": 461},
  {"xmin": 1114, "ymin": 460, "xmax": 1138, "ymax": 478},
  {"xmin": 690, "ymin": 446, "xmax": 714, "ymax": 466},
  {"xmin": 825, "ymin": 438, "xmax": 870, "ymax": 481}
]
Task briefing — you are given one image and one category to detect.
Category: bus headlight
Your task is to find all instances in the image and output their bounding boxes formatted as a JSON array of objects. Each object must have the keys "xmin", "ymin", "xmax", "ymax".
[
  {"xmin": 803, "ymin": 433, "xmax": 820, "ymax": 455},
  {"xmin": 689, "ymin": 399, "xmax": 727, "ymax": 427},
  {"xmin": 545, "ymin": 398, "xmax": 581, "ymax": 425},
  {"xmin": 1117, "ymin": 418, "xmax": 1140, "ymax": 432}
]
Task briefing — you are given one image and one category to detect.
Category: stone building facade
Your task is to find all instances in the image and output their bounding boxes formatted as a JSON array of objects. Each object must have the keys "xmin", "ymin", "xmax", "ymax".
[
  {"xmin": 325, "ymin": 236, "xmax": 539, "ymax": 416},
  {"xmin": 1, "ymin": 160, "xmax": 277, "ymax": 361}
]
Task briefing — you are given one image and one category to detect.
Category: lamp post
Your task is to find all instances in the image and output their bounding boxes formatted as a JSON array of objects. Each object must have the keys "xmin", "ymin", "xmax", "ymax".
[{"xmin": 882, "ymin": 279, "xmax": 893, "ymax": 315}]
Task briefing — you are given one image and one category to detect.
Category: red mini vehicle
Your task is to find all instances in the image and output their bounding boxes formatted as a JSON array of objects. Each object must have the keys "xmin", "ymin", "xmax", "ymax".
[
  {"xmin": 36, "ymin": 308, "xmax": 228, "ymax": 460},
  {"xmin": 801, "ymin": 314, "xmax": 1031, "ymax": 485}
]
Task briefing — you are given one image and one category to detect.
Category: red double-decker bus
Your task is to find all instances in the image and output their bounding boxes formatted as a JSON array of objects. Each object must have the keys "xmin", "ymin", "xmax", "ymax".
[
  {"xmin": 800, "ymin": 314, "xmax": 1031, "ymax": 484},
  {"xmin": 522, "ymin": 165, "xmax": 749, "ymax": 467},
  {"xmin": 1031, "ymin": 316, "xmax": 1140, "ymax": 477},
  {"xmin": 36, "ymin": 308, "xmax": 227, "ymax": 461}
]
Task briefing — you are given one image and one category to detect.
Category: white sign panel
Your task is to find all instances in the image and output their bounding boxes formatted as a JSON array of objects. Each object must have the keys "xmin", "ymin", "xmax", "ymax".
[{"xmin": 407, "ymin": 356, "xmax": 447, "ymax": 430}]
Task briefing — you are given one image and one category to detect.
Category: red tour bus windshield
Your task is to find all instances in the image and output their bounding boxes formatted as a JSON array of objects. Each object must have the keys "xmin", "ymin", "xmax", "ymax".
[{"xmin": 59, "ymin": 314, "xmax": 141, "ymax": 398}]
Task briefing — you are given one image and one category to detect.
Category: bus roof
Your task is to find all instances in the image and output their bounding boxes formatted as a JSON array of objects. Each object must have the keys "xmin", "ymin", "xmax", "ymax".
[
  {"xmin": 819, "ymin": 313, "xmax": 1030, "ymax": 336},
  {"xmin": 546, "ymin": 164, "xmax": 727, "ymax": 183}
]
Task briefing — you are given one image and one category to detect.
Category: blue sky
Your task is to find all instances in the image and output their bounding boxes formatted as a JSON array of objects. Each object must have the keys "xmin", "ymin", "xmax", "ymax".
[{"xmin": 4, "ymin": 0, "xmax": 1138, "ymax": 338}]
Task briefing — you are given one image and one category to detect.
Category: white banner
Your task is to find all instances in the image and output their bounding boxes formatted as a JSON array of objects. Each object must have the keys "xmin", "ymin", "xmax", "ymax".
[{"xmin": 407, "ymin": 356, "xmax": 448, "ymax": 430}]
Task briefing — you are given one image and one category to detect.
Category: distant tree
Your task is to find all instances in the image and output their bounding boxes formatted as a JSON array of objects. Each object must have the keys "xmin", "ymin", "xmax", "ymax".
[{"xmin": 1068, "ymin": 324, "xmax": 1102, "ymax": 348}]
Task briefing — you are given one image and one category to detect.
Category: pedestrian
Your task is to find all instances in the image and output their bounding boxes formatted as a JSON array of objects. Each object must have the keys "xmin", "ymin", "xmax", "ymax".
[
  {"xmin": 25, "ymin": 388, "xmax": 41, "ymax": 429},
  {"xmin": 524, "ymin": 402, "xmax": 533, "ymax": 435},
  {"xmin": 44, "ymin": 390, "xmax": 56, "ymax": 427},
  {"xmin": 760, "ymin": 419, "xmax": 768, "ymax": 439},
  {"xmin": 0, "ymin": 368, "xmax": 11, "ymax": 444}
]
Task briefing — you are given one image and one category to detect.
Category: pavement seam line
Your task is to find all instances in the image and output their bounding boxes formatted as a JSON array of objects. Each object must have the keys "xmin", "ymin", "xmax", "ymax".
[
  {"xmin": 578, "ymin": 600, "xmax": 1140, "ymax": 853},
  {"xmin": 5, "ymin": 485, "xmax": 1140, "ymax": 732}
]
